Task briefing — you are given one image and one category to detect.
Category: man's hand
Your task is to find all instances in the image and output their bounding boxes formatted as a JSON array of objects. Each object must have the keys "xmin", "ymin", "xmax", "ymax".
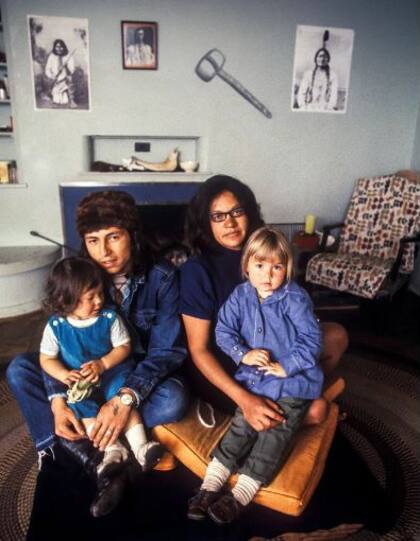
[
  {"xmin": 51, "ymin": 397, "xmax": 86, "ymax": 441},
  {"xmin": 237, "ymin": 391, "xmax": 285, "ymax": 432},
  {"xmin": 80, "ymin": 360, "xmax": 105, "ymax": 384},
  {"xmin": 89, "ymin": 396, "xmax": 132, "ymax": 451},
  {"xmin": 258, "ymin": 361, "xmax": 287, "ymax": 378},
  {"xmin": 242, "ymin": 349, "xmax": 271, "ymax": 367}
]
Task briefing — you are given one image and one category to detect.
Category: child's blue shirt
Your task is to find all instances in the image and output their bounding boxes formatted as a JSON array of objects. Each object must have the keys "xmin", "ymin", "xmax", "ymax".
[
  {"xmin": 215, "ymin": 281, "xmax": 323, "ymax": 401},
  {"xmin": 47, "ymin": 309, "xmax": 117, "ymax": 369}
]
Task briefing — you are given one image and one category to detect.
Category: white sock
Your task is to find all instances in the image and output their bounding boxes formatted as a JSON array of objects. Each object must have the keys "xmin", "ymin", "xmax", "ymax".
[
  {"xmin": 97, "ymin": 440, "xmax": 129, "ymax": 475},
  {"xmin": 201, "ymin": 457, "xmax": 231, "ymax": 492},
  {"xmin": 125, "ymin": 423, "xmax": 158, "ymax": 467},
  {"xmin": 232, "ymin": 474, "xmax": 261, "ymax": 506}
]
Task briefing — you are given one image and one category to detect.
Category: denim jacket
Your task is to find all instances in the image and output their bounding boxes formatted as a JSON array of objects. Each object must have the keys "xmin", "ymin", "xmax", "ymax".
[
  {"xmin": 44, "ymin": 261, "xmax": 186, "ymax": 403},
  {"xmin": 215, "ymin": 281, "xmax": 323, "ymax": 402}
]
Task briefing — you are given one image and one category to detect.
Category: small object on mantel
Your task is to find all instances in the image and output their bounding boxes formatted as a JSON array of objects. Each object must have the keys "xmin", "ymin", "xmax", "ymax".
[
  {"xmin": 180, "ymin": 160, "xmax": 199, "ymax": 173},
  {"xmin": 304, "ymin": 214, "xmax": 316, "ymax": 235},
  {"xmin": 122, "ymin": 148, "xmax": 179, "ymax": 172},
  {"xmin": 292, "ymin": 230, "xmax": 319, "ymax": 251}
]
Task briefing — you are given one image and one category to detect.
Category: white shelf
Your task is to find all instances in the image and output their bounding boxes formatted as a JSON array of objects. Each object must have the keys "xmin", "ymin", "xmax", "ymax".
[
  {"xmin": 0, "ymin": 132, "xmax": 13, "ymax": 137},
  {"xmin": 0, "ymin": 99, "xmax": 11, "ymax": 104},
  {"xmin": 62, "ymin": 171, "xmax": 212, "ymax": 186},
  {"xmin": 0, "ymin": 183, "xmax": 27, "ymax": 189}
]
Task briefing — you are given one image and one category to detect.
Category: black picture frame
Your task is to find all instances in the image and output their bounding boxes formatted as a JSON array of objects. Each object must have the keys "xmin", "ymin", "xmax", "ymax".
[{"xmin": 121, "ymin": 21, "xmax": 158, "ymax": 70}]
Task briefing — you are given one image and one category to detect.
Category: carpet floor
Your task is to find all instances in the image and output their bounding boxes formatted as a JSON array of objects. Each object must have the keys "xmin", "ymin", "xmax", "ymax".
[{"xmin": 0, "ymin": 343, "xmax": 419, "ymax": 541}]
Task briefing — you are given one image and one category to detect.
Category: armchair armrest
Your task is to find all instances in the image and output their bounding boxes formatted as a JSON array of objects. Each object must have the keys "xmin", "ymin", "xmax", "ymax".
[
  {"xmin": 390, "ymin": 231, "xmax": 420, "ymax": 280},
  {"xmin": 319, "ymin": 222, "xmax": 345, "ymax": 251}
]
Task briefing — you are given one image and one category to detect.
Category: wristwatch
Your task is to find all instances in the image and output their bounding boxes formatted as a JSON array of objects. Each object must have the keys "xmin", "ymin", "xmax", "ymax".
[{"xmin": 117, "ymin": 389, "xmax": 135, "ymax": 407}]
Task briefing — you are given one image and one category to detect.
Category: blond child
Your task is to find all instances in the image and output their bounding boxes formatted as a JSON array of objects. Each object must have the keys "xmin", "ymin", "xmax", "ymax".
[{"xmin": 187, "ymin": 226, "xmax": 323, "ymax": 524}]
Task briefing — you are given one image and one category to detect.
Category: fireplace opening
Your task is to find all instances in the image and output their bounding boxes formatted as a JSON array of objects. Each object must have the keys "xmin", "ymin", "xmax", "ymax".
[{"xmin": 137, "ymin": 204, "xmax": 189, "ymax": 267}]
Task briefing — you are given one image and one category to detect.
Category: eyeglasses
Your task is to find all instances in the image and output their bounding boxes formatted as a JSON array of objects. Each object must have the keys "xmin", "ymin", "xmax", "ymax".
[{"xmin": 209, "ymin": 206, "xmax": 246, "ymax": 223}]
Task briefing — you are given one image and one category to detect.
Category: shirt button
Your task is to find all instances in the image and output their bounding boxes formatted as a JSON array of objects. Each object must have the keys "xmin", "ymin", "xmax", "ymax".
[
  {"xmin": 233, "ymin": 346, "xmax": 238, "ymax": 351},
  {"xmin": 257, "ymin": 327, "xmax": 262, "ymax": 333}
]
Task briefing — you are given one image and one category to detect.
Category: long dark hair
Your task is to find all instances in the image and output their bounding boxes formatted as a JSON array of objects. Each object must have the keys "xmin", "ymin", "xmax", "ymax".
[
  {"xmin": 52, "ymin": 39, "xmax": 69, "ymax": 56},
  {"xmin": 76, "ymin": 190, "xmax": 153, "ymax": 276},
  {"xmin": 43, "ymin": 257, "xmax": 104, "ymax": 316},
  {"xmin": 185, "ymin": 175, "xmax": 264, "ymax": 255},
  {"xmin": 305, "ymin": 48, "xmax": 332, "ymax": 105}
]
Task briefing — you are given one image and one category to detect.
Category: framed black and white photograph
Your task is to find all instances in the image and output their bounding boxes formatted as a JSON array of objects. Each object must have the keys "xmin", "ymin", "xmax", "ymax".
[
  {"xmin": 291, "ymin": 25, "xmax": 354, "ymax": 114},
  {"xmin": 28, "ymin": 15, "xmax": 90, "ymax": 111},
  {"xmin": 121, "ymin": 21, "xmax": 158, "ymax": 70}
]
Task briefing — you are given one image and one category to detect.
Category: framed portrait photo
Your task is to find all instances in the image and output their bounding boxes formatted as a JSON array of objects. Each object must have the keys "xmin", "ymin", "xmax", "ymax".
[
  {"xmin": 28, "ymin": 15, "xmax": 91, "ymax": 110},
  {"xmin": 121, "ymin": 21, "xmax": 158, "ymax": 70},
  {"xmin": 291, "ymin": 25, "xmax": 354, "ymax": 114}
]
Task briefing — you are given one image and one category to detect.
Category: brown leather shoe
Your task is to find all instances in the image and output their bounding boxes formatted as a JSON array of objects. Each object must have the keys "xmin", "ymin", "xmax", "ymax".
[
  {"xmin": 208, "ymin": 492, "xmax": 245, "ymax": 525},
  {"xmin": 187, "ymin": 489, "xmax": 220, "ymax": 520}
]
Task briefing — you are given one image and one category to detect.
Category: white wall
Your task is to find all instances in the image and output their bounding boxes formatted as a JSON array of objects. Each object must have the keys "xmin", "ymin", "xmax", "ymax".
[{"xmin": 1, "ymin": 0, "xmax": 420, "ymax": 246}]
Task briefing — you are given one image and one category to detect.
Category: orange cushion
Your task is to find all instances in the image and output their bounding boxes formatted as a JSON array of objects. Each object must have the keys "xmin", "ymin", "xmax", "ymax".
[{"xmin": 153, "ymin": 380, "xmax": 343, "ymax": 516}]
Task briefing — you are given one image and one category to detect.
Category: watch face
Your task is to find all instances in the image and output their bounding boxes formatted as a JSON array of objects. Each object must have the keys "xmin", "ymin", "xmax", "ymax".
[{"xmin": 120, "ymin": 393, "xmax": 134, "ymax": 406}]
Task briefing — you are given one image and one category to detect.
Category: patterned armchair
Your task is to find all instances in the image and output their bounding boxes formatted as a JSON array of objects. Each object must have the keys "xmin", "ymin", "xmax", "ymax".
[{"xmin": 306, "ymin": 175, "xmax": 420, "ymax": 300}]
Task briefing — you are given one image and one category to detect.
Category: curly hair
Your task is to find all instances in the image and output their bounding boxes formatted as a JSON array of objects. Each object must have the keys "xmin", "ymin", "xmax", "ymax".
[
  {"xmin": 76, "ymin": 190, "xmax": 152, "ymax": 275},
  {"xmin": 43, "ymin": 257, "xmax": 105, "ymax": 316},
  {"xmin": 184, "ymin": 175, "xmax": 264, "ymax": 254}
]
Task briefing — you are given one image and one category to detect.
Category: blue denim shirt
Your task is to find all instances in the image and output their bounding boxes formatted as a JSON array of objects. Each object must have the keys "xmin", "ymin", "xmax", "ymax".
[
  {"xmin": 215, "ymin": 280, "xmax": 323, "ymax": 402},
  {"xmin": 44, "ymin": 260, "xmax": 186, "ymax": 403}
]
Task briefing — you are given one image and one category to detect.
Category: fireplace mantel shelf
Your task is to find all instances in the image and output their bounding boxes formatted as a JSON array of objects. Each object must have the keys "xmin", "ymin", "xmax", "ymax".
[{"xmin": 61, "ymin": 171, "xmax": 211, "ymax": 186}]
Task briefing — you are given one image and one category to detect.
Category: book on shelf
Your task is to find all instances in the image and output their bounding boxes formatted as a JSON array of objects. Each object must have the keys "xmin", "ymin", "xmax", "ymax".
[{"xmin": 0, "ymin": 160, "xmax": 17, "ymax": 183}]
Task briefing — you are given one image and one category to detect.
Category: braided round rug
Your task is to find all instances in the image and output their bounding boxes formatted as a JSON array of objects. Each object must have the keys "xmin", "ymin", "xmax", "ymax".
[
  {"xmin": 0, "ymin": 345, "xmax": 419, "ymax": 541},
  {"xmin": 0, "ymin": 377, "xmax": 37, "ymax": 541},
  {"xmin": 334, "ymin": 347, "xmax": 420, "ymax": 541}
]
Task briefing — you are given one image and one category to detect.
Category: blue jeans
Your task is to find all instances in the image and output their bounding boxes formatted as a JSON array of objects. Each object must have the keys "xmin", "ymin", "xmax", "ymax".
[{"xmin": 6, "ymin": 352, "xmax": 189, "ymax": 452}]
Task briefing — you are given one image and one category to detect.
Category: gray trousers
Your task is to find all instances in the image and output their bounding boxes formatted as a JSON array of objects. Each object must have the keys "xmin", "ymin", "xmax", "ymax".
[{"xmin": 213, "ymin": 397, "xmax": 310, "ymax": 485}]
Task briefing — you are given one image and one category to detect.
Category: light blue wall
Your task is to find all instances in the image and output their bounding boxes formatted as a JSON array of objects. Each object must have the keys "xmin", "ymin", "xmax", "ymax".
[
  {"xmin": 413, "ymin": 108, "xmax": 420, "ymax": 170},
  {"xmin": 1, "ymin": 0, "xmax": 420, "ymax": 246}
]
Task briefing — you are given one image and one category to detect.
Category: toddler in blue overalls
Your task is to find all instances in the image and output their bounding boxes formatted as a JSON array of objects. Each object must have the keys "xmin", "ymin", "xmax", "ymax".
[
  {"xmin": 187, "ymin": 226, "xmax": 323, "ymax": 524},
  {"xmin": 40, "ymin": 257, "xmax": 164, "ymax": 481}
]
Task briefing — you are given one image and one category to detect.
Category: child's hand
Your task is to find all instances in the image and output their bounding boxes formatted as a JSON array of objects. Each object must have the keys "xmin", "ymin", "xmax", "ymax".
[
  {"xmin": 258, "ymin": 361, "xmax": 287, "ymax": 378},
  {"xmin": 242, "ymin": 349, "xmax": 271, "ymax": 367},
  {"xmin": 80, "ymin": 360, "xmax": 105, "ymax": 384},
  {"xmin": 63, "ymin": 369, "xmax": 82, "ymax": 386}
]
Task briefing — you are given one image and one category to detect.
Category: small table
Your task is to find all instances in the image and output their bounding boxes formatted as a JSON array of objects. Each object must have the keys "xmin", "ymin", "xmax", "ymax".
[{"xmin": 291, "ymin": 231, "xmax": 319, "ymax": 284}]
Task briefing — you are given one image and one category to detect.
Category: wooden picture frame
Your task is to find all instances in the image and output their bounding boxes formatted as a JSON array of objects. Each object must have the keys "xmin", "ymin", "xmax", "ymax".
[{"xmin": 121, "ymin": 21, "xmax": 158, "ymax": 70}]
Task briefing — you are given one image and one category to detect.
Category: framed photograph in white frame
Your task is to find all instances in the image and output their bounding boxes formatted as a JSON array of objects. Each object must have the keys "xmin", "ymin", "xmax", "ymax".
[
  {"xmin": 28, "ymin": 15, "xmax": 90, "ymax": 110},
  {"xmin": 291, "ymin": 25, "xmax": 354, "ymax": 114}
]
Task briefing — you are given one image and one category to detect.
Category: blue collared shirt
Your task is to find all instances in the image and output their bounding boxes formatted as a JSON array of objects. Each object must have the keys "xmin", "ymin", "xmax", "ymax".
[{"xmin": 215, "ymin": 281, "xmax": 323, "ymax": 401}]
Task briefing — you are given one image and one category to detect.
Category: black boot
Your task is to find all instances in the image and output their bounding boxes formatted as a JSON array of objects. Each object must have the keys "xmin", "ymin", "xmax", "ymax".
[
  {"xmin": 58, "ymin": 437, "xmax": 104, "ymax": 478},
  {"xmin": 58, "ymin": 437, "xmax": 128, "ymax": 517},
  {"xmin": 90, "ymin": 468, "xmax": 128, "ymax": 518}
]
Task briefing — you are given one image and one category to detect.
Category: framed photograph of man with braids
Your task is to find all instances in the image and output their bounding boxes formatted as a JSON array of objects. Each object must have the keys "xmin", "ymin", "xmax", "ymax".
[
  {"xmin": 291, "ymin": 25, "xmax": 354, "ymax": 114},
  {"xmin": 121, "ymin": 21, "xmax": 158, "ymax": 70},
  {"xmin": 28, "ymin": 15, "xmax": 90, "ymax": 110}
]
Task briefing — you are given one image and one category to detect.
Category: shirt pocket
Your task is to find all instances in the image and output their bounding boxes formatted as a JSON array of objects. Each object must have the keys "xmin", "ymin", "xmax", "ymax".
[{"xmin": 134, "ymin": 308, "xmax": 157, "ymax": 331}]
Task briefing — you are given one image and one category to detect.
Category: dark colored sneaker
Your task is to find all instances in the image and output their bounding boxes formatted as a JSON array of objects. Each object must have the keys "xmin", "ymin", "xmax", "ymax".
[
  {"xmin": 141, "ymin": 442, "xmax": 167, "ymax": 472},
  {"xmin": 208, "ymin": 492, "xmax": 245, "ymax": 525},
  {"xmin": 187, "ymin": 489, "xmax": 220, "ymax": 520}
]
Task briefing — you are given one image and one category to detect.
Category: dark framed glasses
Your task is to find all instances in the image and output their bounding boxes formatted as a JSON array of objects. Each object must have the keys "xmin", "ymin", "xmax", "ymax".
[{"xmin": 209, "ymin": 206, "xmax": 246, "ymax": 223}]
